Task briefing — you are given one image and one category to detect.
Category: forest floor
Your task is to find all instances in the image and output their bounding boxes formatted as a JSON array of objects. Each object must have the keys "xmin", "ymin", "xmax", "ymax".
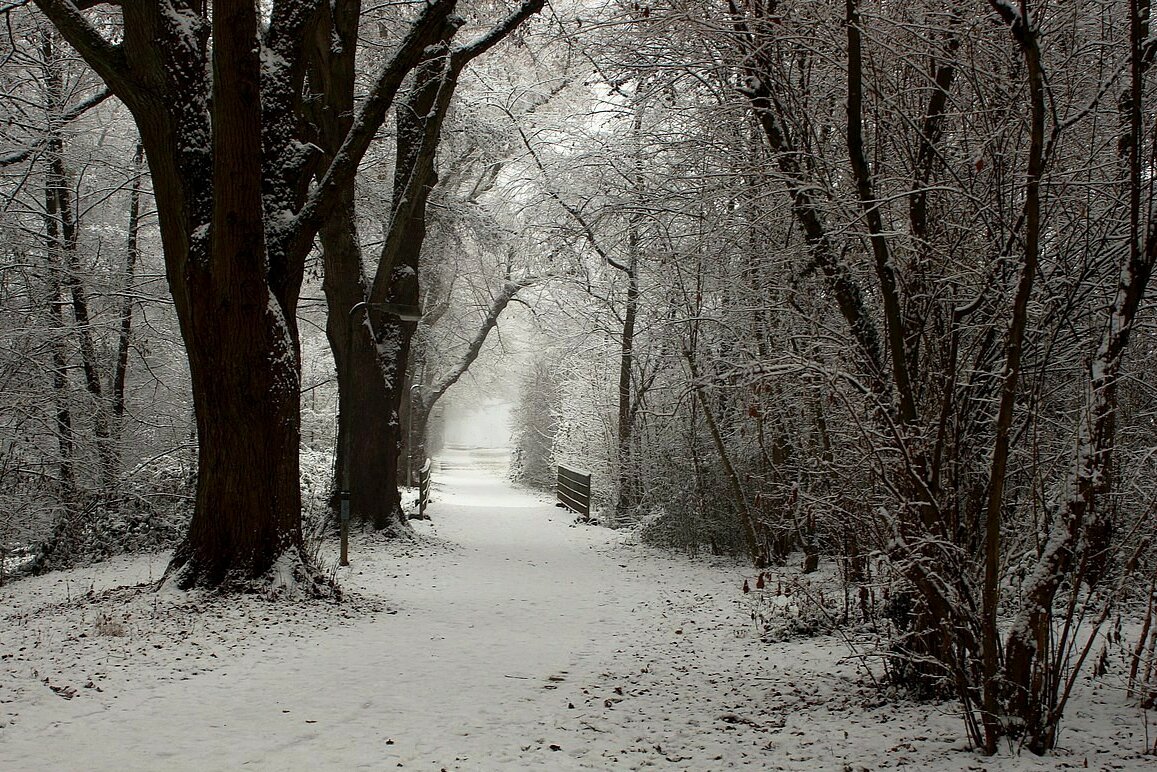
[{"xmin": 0, "ymin": 447, "xmax": 1151, "ymax": 771}]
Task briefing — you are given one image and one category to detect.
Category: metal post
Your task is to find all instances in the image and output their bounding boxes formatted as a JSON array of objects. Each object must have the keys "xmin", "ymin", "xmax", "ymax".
[
  {"xmin": 340, "ymin": 301, "xmax": 366, "ymax": 567},
  {"xmin": 407, "ymin": 382, "xmax": 421, "ymax": 487},
  {"xmin": 339, "ymin": 490, "xmax": 349, "ymax": 567}
]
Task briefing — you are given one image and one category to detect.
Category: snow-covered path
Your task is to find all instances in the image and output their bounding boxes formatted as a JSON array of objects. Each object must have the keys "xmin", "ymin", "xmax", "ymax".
[
  {"xmin": 0, "ymin": 449, "xmax": 745, "ymax": 770},
  {"xmin": 1, "ymin": 449, "xmax": 1149, "ymax": 770}
]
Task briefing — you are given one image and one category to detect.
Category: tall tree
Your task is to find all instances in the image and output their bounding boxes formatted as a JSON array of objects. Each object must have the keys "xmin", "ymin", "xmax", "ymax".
[
  {"xmin": 322, "ymin": 0, "xmax": 544, "ymax": 531},
  {"xmin": 29, "ymin": 0, "xmax": 459, "ymax": 588}
]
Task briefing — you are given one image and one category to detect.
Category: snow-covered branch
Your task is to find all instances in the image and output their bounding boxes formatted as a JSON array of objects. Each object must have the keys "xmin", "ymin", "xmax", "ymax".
[
  {"xmin": 30, "ymin": 0, "xmax": 133, "ymax": 98},
  {"xmin": 291, "ymin": 0, "xmax": 457, "ymax": 257},
  {"xmin": 422, "ymin": 275, "xmax": 539, "ymax": 413}
]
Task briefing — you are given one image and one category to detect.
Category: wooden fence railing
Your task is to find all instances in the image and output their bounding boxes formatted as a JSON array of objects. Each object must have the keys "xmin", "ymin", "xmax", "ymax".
[{"xmin": 556, "ymin": 464, "xmax": 591, "ymax": 519}]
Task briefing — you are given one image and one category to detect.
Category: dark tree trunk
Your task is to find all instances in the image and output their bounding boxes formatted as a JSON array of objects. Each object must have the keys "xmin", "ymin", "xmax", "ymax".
[
  {"xmin": 846, "ymin": 0, "xmax": 916, "ymax": 425},
  {"xmin": 304, "ymin": 0, "xmax": 403, "ymax": 531},
  {"xmin": 46, "ymin": 276, "xmax": 75, "ymax": 495},
  {"xmin": 172, "ymin": 320, "xmax": 304, "ymax": 586},
  {"xmin": 360, "ymin": 29, "xmax": 460, "ymax": 530},
  {"xmin": 112, "ymin": 142, "xmax": 144, "ymax": 427},
  {"xmin": 39, "ymin": 42, "xmax": 74, "ymax": 497},
  {"xmin": 614, "ymin": 239, "xmax": 639, "ymax": 521},
  {"xmin": 983, "ymin": 2, "xmax": 1046, "ymax": 751},
  {"xmin": 368, "ymin": 296, "xmax": 421, "ymax": 530},
  {"xmin": 322, "ymin": 207, "xmax": 409, "ymax": 531},
  {"xmin": 165, "ymin": 0, "xmax": 304, "ymax": 588}
]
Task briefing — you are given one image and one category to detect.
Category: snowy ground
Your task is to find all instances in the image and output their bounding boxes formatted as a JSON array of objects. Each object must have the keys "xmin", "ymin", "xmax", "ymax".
[{"xmin": 1, "ymin": 447, "xmax": 1152, "ymax": 770}]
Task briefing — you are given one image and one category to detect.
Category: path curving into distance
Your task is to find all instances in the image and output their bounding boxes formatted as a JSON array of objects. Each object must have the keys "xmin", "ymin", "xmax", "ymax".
[{"xmin": 1, "ymin": 447, "xmax": 749, "ymax": 770}]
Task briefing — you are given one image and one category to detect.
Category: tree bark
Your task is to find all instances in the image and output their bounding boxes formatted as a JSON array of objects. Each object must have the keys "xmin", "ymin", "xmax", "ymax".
[
  {"xmin": 323, "ymin": 214, "xmax": 407, "ymax": 531},
  {"xmin": 361, "ymin": 37, "xmax": 455, "ymax": 529},
  {"xmin": 1000, "ymin": 0, "xmax": 1157, "ymax": 752},
  {"xmin": 166, "ymin": 0, "xmax": 304, "ymax": 588},
  {"xmin": 307, "ymin": 0, "xmax": 407, "ymax": 531},
  {"xmin": 46, "ymin": 266, "xmax": 75, "ymax": 496},
  {"xmin": 846, "ymin": 0, "xmax": 916, "ymax": 425}
]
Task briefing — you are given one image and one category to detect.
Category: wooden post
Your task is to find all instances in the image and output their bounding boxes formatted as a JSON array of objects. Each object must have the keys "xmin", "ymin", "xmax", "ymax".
[{"xmin": 419, "ymin": 458, "xmax": 433, "ymax": 519}]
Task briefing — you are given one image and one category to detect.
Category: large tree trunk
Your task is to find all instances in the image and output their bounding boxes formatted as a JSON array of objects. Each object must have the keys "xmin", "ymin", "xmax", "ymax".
[
  {"xmin": 367, "ymin": 286, "xmax": 421, "ymax": 531},
  {"xmin": 171, "ymin": 317, "xmax": 304, "ymax": 587},
  {"xmin": 311, "ymin": 0, "xmax": 410, "ymax": 532},
  {"xmin": 350, "ymin": 25, "xmax": 463, "ymax": 533},
  {"xmin": 321, "ymin": 200, "xmax": 408, "ymax": 532},
  {"xmin": 164, "ymin": 0, "xmax": 305, "ymax": 589}
]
